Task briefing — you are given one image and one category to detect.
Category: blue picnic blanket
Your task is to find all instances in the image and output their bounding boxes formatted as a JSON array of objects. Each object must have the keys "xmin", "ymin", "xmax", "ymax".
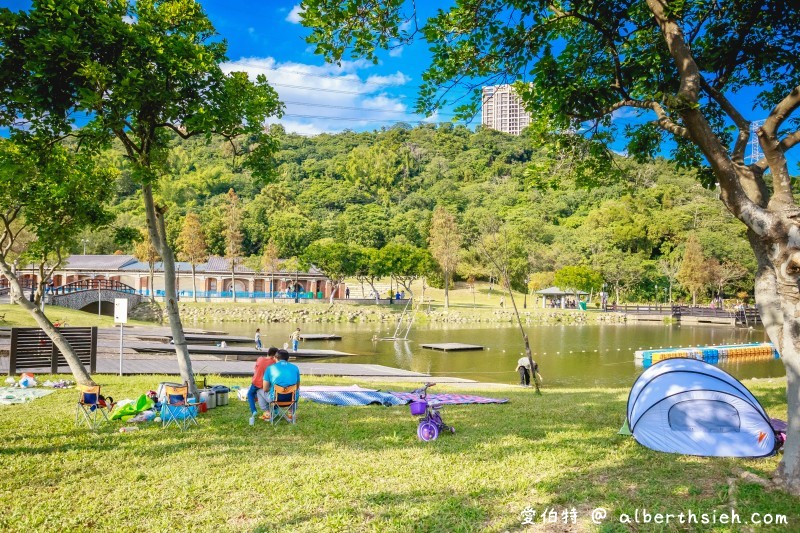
[
  {"xmin": 300, "ymin": 390, "xmax": 406, "ymax": 406},
  {"xmin": 0, "ymin": 387, "xmax": 55, "ymax": 405}
]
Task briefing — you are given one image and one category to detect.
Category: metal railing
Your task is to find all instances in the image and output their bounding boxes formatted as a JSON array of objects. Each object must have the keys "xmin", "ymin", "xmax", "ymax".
[{"xmin": 51, "ymin": 279, "xmax": 136, "ymax": 294}]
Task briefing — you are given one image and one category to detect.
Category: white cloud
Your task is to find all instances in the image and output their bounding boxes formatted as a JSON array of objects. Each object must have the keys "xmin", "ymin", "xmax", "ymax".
[
  {"xmin": 122, "ymin": 15, "xmax": 137, "ymax": 24},
  {"xmin": 286, "ymin": 4, "xmax": 304, "ymax": 24},
  {"xmin": 422, "ymin": 111, "xmax": 440, "ymax": 123},
  {"xmin": 611, "ymin": 106, "xmax": 643, "ymax": 121},
  {"xmin": 388, "ymin": 41, "xmax": 404, "ymax": 58},
  {"xmin": 221, "ymin": 57, "xmax": 427, "ymax": 135}
]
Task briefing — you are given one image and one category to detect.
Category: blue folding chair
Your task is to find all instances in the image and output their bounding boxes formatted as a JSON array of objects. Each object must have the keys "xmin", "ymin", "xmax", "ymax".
[
  {"xmin": 161, "ymin": 383, "xmax": 198, "ymax": 430},
  {"xmin": 75, "ymin": 385, "xmax": 111, "ymax": 430}
]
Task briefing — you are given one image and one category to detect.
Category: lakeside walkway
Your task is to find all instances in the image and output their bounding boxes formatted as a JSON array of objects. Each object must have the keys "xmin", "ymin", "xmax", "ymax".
[{"xmin": 0, "ymin": 355, "xmax": 477, "ymax": 383}]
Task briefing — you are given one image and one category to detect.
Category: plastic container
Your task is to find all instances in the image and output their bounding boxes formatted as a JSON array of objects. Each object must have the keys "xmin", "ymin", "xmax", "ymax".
[
  {"xmin": 200, "ymin": 389, "xmax": 216, "ymax": 409},
  {"xmin": 409, "ymin": 401, "xmax": 427, "ymax": 416},
  {"xmin": 119, "ymin": 426, "xmax": 139, "ymax": 433}
]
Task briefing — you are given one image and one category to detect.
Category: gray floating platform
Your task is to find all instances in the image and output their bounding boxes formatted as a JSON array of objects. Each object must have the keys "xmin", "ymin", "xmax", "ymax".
[
  {"xmin": 299, "ymin": 333, "xmax": 342, "ymax": 341},
  {"xmin": 421, "ymin": 343, "xmax": 484, "ymax": 352},
  {"xmin": 171, "ymin": 334, "xmax": 252, "ymax": 344},
  {"xmin": 129, "ymin": 342, "xmax": 351, "ymax": 359}
]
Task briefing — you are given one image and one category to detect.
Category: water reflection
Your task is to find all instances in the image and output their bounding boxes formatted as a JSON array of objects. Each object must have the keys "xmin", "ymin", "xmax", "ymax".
[{"xmin": 194, "ymin": 321, "xmax": 783, "ymax": 387}]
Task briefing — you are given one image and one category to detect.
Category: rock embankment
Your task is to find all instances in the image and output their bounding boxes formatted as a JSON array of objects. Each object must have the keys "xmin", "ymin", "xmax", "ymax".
[{"xmin": 170, "ymin": 303, "xmax": 626, "ymax": 325}]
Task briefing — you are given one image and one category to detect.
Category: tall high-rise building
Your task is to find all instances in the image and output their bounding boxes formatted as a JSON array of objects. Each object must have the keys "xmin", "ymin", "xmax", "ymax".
[{"xmin": 481, "ymin": 84, "xmax": 532, "ymax": 135}]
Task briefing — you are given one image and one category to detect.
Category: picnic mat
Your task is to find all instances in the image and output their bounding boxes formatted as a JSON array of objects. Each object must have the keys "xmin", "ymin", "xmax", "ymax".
[
  {"xmin": 389, "ymin": 392, "xmax": 509, "ymax": 405},
  {"xmin": 0, "ymin": 387, "xmax": 56, "ymax": 405},
  {"xmin": 300, "ymin": 385, "xmax": 406, "ymax": 406}
]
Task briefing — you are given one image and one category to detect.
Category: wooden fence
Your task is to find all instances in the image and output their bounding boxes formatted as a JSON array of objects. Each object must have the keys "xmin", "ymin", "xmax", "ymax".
[{"xmin": 7, "ymin": 327, "xmax": 97, "ymax": 374}]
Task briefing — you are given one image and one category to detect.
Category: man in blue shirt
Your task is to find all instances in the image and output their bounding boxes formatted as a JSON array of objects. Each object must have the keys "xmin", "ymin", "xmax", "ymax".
[{"xmin": 261, "ymin": 349, "xmax": 300, "ymax": 421}]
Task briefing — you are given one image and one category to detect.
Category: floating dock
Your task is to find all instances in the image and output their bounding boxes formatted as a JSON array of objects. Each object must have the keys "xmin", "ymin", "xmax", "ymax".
[
  {"xmin": 299, "ymin": 333, "xmax": 342, "ymax": 341},
  {"xmin": 129, "ymin": 342, "xmax": 352, "ymax": 359},
  {"xmin": 130, "ymin": 333, "xmax": 253, "ymax": 344},
  {"xmin": 421, "ymin": 343, "xmax": 484, "ymax": 352},
  {"xmin": 635, "ymin": 342, "xmax": 779, "ymax": 368}
]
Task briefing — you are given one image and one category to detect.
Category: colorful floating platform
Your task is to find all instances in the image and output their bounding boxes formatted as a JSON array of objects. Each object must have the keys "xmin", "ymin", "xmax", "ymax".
[{"xmin": 635, "ymin": 342, "xmax": 780, "ymax": 368}]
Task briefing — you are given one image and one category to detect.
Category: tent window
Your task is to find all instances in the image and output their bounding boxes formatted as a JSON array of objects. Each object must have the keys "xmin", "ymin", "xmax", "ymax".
[{"xmin": 668, "ymin": 400, "xmax": 741, "ymax": 433}]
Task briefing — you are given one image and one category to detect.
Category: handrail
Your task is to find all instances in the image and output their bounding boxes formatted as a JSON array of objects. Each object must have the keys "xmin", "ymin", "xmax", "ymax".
[{"xmin": 52, "ymin": 279, "xmax": 136, "ymax": 294}]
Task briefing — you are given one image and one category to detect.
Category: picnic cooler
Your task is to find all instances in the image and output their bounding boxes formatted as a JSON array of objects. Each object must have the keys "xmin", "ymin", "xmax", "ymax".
[
  {"xmin": 212, "ymin": 385, "xmax": 230, "ymax": 406},
  {"xmin": 156, "ymin": 382, "xmax": 183, "ymax": 403}
]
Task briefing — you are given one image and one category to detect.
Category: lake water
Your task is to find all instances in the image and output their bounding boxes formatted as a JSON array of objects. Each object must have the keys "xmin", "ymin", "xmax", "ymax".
[{"xmin": 197, "ymin": 321, "xmax": 785, "ymax": 387}]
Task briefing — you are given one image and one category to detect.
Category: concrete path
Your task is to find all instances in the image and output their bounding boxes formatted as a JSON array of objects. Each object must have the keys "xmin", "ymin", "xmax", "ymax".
[{"xmin": 0, "ymin": 355, "xmax": 477, "ymax": 383}]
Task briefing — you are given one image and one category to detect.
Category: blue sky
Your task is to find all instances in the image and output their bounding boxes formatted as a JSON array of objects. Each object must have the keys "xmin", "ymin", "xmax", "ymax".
[{"xmin": 206, "ymin": 1, "xmax": 451, "ymax": 135}]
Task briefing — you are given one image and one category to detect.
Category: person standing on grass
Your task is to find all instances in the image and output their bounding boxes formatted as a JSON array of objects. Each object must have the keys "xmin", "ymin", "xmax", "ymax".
[
  {"xmin": 516, "ymin": 356, "xmax": 531, "ymax": 386},
  {"xmin": 248, "ymin": 347, "xmax": 278, "ymax": 425},
  {"xmin": 254, "ymin": 328, "xmax": 263, "ymax": 351},
  {"xmin": 289, "ymin": 327, "xmax": 301, "ymax": 352}
]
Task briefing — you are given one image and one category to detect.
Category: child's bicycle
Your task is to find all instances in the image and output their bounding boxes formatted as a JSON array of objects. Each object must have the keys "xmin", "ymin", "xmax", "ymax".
[{"xmin": 409, "ymin": 383, "xmax": 455, "ymax": 441}]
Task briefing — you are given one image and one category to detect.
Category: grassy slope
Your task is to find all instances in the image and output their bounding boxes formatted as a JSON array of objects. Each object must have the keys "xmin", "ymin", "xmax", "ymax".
[
  {"xmin": 0, "ymin": 375, "xmax": 795, "ymax": 532},
  {"xmin": 0, "ymin": 304, "xmax": 152, "ymax": 328}
]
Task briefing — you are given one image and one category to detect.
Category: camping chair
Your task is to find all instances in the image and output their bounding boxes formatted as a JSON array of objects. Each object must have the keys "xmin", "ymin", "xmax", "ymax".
[
  {"xmin": 161, "ymin": 383, "xmax": 198, "ymax": 430},
  {"xmin": 269, "ymin": 384, "xmax": 298, "ymax": 426},
  {"xmin": 75, "ymin": 385, "xmax": 111, "ymax": 430}
]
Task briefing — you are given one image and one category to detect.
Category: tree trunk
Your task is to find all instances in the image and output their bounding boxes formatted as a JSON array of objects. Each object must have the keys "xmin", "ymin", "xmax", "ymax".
[
  {"xmin": 231, "ymin": 267, "xmax": 237, "ymax": 302},
  {"xmin": 0, "ymin": 260, "xmax": 95, "ymax": 385},
  {"xmin": 191, "ymin": 263, "xmax": 197, "ymax": 303},
  {"xmin": 149, "ymin": 263, "xmax": 155, "ymax": 303},
  {"xmin": 748, "ymin": 230, "xmax": 800, "ymax": 494},
  {"xmin": 142, "ymin": 184, "xmax": 196, "ymax": 396},
  {"xmin": 270, "ymin": 273, "xmax": 275, "ymax": 303},
  {"xmin": 444, "ymin": 270, "xmax": 450, "ymax": 310},
  {"xmin": 395, "ymin": 276, "xmax": 414, "ymax": 298}
]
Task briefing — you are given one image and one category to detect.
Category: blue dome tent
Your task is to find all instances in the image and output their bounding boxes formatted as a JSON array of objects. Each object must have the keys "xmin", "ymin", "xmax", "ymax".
[{"xmin": 626, "ymin": 358, "xmax": 777, "ymax": 457}]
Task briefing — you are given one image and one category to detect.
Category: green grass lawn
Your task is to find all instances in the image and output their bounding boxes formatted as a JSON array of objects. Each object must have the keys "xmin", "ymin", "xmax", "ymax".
[
  {"xmin": 0, "ymin": 375, "xmax": 795, "ymax": 532},
  {"xmin": 0, "ymin": 304, "xmax": 152, "ymax": 328}
]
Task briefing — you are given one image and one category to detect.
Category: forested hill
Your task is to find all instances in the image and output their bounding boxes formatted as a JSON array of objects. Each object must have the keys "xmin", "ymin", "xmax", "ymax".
[{"xmin": 95, "ymin": 123, "xmax": 754, "ymax": 301}]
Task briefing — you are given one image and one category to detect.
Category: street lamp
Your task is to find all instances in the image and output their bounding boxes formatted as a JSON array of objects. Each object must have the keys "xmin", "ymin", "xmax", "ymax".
[
  {"xmin": 655, "ymin": 285, "xmax": 659, "ymax": 307},
  {"xmin": 81, "ymin": 239, "xmax": 89, "ymax": 255},
  {"xmin": 602, "ymin": 282, "xmax": 607, "ymax": 310},
  {"xmin": 523, "ymin": 275, "xmax": 530, "ymax": 309}
]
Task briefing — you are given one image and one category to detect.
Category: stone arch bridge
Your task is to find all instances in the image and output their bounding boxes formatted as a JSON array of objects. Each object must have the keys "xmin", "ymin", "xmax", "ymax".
[{"xmin": 47, "ymin": 279, "xmax": 144, "ymax": 315}]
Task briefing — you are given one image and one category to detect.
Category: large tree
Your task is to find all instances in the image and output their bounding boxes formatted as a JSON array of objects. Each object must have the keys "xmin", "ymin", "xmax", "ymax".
[
  {"xmin": 1, "ymin": 0, "xmax": 283, "ymax": 394},
  {"xmin": 133, "ymin": 230, "xmax": 160, "ymax": 303},
  {"xmin": 261, "ymin": 238, "xmax": 280, "ymax": 303},
  {"xmin": 177, "ymin": 212, "xmax": 208, "ymax": 303},
  {"xmin": 303, "ymin": 239, "xmax": 356, "ymax": 303},
  {"xmin": 301, "ymin": 0, "xmax": 800, "ymax": 491},
  {"xmin": 428, "ymin": 206, "xmax": 461, "ymax": 309},
  {"xmin": 225, "ymin": 188, "xmax": 244, "ymax": 302},
  {"xmin": 677, "ymin": 235, "xmax": 710, "ymax": 305},
  {"xmin": 0, "ymin": 138, "xmax": 115, "ymax": 386}
]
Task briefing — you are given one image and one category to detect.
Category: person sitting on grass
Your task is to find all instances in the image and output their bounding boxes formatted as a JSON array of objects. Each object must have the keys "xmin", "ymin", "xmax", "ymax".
[
  {"xmin": 248, "ymin": 347, "xmax": 278, "ymax": 425},
  {"xmin": 260, "ymin": 349, "xmax": 300, "ymax": 421}
]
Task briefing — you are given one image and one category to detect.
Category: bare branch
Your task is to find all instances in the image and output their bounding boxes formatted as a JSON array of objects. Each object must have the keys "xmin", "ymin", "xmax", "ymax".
[
  {"xmin": 158, "ymin": 122, "xmax": 202, "ymax": 140},
  {"xmin": 700, "ymin": 78, "xmax": 750, "ymax": 163},
  {"xmin": 602, "ymin": 99, "xmax": 690, "ymax": 139},
  {"xmin": 758, "ymin": 86, "xmax": 800, "ymax": 207}
]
